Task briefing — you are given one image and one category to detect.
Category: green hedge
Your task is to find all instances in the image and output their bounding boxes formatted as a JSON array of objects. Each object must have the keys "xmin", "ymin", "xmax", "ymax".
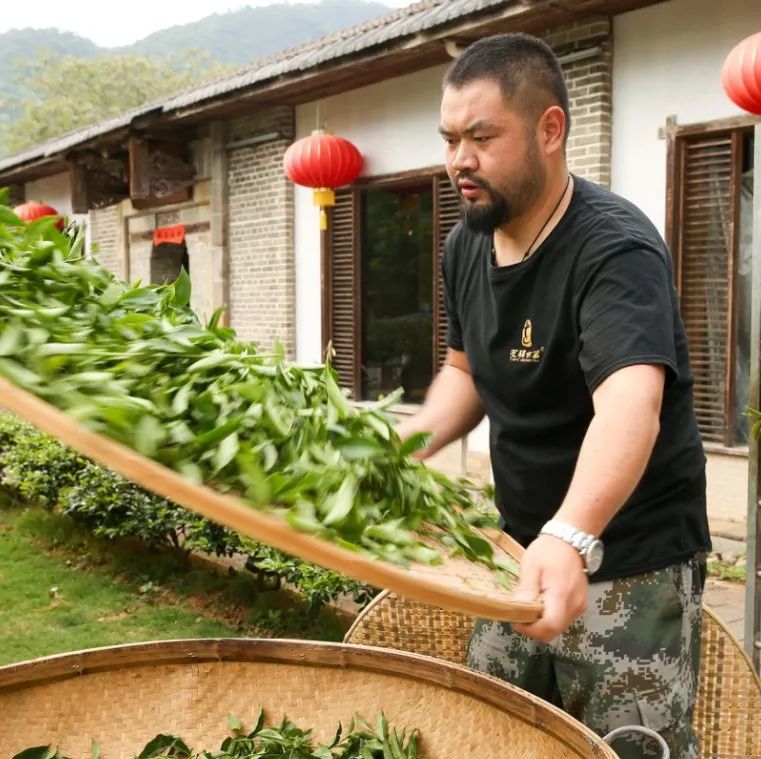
[{"xmin": 0, "ymin": 413, "xmax": 376, "ymax": 611}]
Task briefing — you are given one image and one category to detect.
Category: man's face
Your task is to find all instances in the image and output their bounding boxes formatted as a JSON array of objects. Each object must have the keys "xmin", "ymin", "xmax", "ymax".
[{"xmin": 440, "ymin": 79, "xmax": 546, "ymax": 234}]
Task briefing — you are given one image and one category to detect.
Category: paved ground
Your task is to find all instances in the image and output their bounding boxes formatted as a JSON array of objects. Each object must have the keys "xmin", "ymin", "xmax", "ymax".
[
  {"xmin": 704, "ymin": 577, "xmax": 746, "ymax": 644},
  {"xmin": 705, "ymin": 532, "xmax": 749, "ymax": 646}
]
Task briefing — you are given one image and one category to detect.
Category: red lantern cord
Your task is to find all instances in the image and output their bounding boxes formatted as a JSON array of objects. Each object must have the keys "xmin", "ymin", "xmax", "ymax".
[
  {"xmin": 721, "ymin": 31, "xmax": 761, "ymax": 115},
  {"xmin": 283, "ymin": 130, "xmax": 363, "ymax": 230}
]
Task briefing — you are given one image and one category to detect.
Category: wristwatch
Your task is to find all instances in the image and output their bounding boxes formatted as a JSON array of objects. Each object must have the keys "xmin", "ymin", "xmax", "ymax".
[{"xmin": 539, "ymin": 519, "xmax": 605, "ymax": 575}]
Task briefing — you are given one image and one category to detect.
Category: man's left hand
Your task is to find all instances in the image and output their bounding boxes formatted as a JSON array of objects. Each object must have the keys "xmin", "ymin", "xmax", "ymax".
[{"xmin": 512, "ymin": 534, "xmax": 589, "ymax": 643}]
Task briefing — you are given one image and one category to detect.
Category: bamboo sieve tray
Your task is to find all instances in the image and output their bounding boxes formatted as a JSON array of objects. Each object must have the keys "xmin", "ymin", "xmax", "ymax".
[
  {"xmin": 0, "ymin": 377, "xmax": 542, "ymax": 623},
  {"xmin": 0, "ymin": 639, "xmax": 615, "ymax": 757}
]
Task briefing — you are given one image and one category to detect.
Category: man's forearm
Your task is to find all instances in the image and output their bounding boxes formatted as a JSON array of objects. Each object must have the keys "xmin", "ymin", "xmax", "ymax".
[
  {"xmin": 553, "ymin": 364, "xmax": 665, "ymax": 536},
  {"xmin": 396, "ymin": 363, "xmax": 485, "ymax": 457}
]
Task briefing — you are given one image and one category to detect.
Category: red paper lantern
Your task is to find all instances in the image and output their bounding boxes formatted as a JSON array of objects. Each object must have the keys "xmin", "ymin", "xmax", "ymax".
[
  {"xmin": 721, "ymin": 31, "xmax": 761, "ymax": 115},
  {"xmin": 13, "ymin": 201, "xmax": 64, "ymax": 230},
  {"xmin": 283, "ymin": 129, "xmax": 363, "ymax": 230}
]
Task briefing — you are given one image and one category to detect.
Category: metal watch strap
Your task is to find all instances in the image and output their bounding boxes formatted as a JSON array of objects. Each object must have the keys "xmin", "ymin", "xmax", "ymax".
[
  {"xmin": 540, "ymin": 519, "xmax": 596, "ymax": 552},
  {"xmin": 538, "ymin": 519, "xmax": 605, "ymax": 576}
]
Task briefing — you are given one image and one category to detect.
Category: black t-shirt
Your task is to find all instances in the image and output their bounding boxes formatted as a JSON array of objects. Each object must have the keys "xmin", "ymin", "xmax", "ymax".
[{"xmin": 443, "ymin": 175, "xmax": 710, "ymax": 581}]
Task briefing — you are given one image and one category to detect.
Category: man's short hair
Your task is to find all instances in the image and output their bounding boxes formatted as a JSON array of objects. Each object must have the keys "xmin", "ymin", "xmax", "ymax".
[{"xmin": 443, "ymin": 33, "xmax": 571, "ymax": 146}]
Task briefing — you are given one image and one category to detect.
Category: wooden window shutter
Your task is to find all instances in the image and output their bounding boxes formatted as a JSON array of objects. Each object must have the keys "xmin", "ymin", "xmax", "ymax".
[
  {"xmin": 433, "ymin": 175, "xmax": 460, "ymax": 370},
  {"xmin": 325, "ymin": 188, "xmax": 361, "ymax": 398},
  {"xmin": 674, "ymin": 132, "xmax": 741, "ymax": 444}
]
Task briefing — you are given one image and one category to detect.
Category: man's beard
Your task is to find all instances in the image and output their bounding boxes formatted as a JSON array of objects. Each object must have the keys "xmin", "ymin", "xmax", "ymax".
[
  {"xmin": 457, "ymin": 183, "xmax": 509, "ymax": 235},
  {"xmin": 452, "ymin": 145, "xmax": 546, "ymax": 235}
]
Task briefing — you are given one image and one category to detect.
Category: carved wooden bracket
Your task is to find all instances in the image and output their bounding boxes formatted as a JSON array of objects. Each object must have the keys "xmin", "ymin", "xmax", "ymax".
[
  {"xmin": 129, "ymin": 137, "xmax": 195, "ymax": 209},
  {"xmin": 68, "ymin": 151, "xmax": 129, "ymax": 213}
]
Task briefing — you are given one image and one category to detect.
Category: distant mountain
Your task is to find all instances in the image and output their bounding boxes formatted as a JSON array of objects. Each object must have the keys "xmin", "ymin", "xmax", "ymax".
[
  {"xmin": 123, "ymin": 0, "xmax": 394, "ymax": 65},
  {"xmin": 0, "ymin": 0, "xmax": 393, "ymax": 132},
  {"xmin": 0, "ymin": 29, "xmax": 100, "ymax": 127}
]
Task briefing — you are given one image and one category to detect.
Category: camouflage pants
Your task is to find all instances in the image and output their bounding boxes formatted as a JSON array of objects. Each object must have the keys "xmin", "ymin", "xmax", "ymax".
[{"xmin": 467, "ymin": 556, "xmax": 706, "ymax": 759}]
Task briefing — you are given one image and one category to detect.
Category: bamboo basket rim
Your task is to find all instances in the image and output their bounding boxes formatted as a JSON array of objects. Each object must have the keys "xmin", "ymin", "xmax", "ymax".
[
  {"xmin": 345, "ymin": 590, "xmax": 761, "ymax": 692},
  {"xmin": 0, "ymin": 638, "xmax": 617, "ymax": 757},
  {"xmin": 344, "ymin": 587, "xmax": 399, "ymax": 642},
  {"xmin": 0, "ymin": 377, "xmax": 542, "ymax": 623}
]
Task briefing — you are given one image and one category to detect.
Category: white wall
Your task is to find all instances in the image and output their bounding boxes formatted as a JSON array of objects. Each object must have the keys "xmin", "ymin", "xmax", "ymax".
[
  {"xmin": 24, "ymin": 172, "xmax": 72, "ymax": 215},
  {"xmin": 293, "ymin": 182, "xmax": 322, "ymax": 363},
  {"xmin": 611, "ymin": 0, "xmax": 761, "ymax": 234}
]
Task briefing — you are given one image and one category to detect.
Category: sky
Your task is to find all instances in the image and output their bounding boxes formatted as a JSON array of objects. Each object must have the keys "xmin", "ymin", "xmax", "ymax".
[{"xmin": 0, "ymin": 0, "xmax": 413, "ymax": 48}]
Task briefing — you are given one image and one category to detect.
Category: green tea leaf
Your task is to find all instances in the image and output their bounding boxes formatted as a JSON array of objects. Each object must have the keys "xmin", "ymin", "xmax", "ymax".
[
  {"xmin": 194, "ymin": 417, "xmax": 244, "ymax": 449},
  {"xmin": 0, "ymin": 205, "xmax": 23, "ymax": 227},
  {"xmin": 373, "ymin": 386, "xmax": 404, "ymax": 410},
  {"xmin": 0, "ymin": 323, "xmax": 22, "ymax": 356},
  {"xmin": 251, "ymin": 708, "xmax": 266, "ymax": 737},
  {"xmin": 0, "ymin": 358, "xmax": 40, "ymax": 387},
  {"xmin": 137, "ymin": 734, "xmax": 191, "ymax": 758},
  {"xmin": 214, "ymin": 432, "xmax": 239, "ymax": 473},
  {"xmin": 336, "ymin": 436, "xmax": 386, "ymax": 461},
  {"xmin": 325, "ymin": 370, "xmax": 353, "ymax": 419},
  {"xmin": 35, "ymin": 342, "xmax": 88, "ymax": 356},
  {"xmin": 171, "ymin": 384, "xmax": 192, "ymax": 416},
  {"xmin": 322, "ymin": 474, "xmax": 358, "ymax": 526},
  {"xmin": 134, "ymin": 415, "xmax": 165, "ymax": 458},
  {"xmin": 11, "ymin": 748, "xmax": 55, "ymax": 759},
  {"xmin": 399, "ymin": 432, "xmax": 432, "ymax": 457},
  {"xmin": 187, "ymin": 349, "xmax": 227, "ymax": 372},
  {"xmin": 98, "ymin": 282, "xmax": 124, "ymax": 308},
  {"xmin": 236, "ymin": 453, "xmax": 271, "ymax": 505},
  {"xmin": 172, "ymin": 268, "xmax": 191, "ymax": 308}
]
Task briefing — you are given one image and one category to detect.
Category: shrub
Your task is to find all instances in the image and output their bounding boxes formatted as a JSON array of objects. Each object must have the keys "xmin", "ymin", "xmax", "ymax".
[
  {"xmin": 0, "ymin": 413, "xmax": 376, "ymax": 611},
  {"xmin": 0, "ymin": 414, "xmax": 86, "ymax": 506}
]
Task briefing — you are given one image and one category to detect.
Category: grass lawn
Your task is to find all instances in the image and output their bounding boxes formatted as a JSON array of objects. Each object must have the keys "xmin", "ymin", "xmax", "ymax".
[{"xmin": 0, "ymin": 503, "xmax": 348, "ymax": 666}]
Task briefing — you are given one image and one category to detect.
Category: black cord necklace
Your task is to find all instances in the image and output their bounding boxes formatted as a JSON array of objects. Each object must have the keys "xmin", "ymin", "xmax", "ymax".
[{"xmin": 492, "ymin": 173, "xmax": 572, "ymax": 266}]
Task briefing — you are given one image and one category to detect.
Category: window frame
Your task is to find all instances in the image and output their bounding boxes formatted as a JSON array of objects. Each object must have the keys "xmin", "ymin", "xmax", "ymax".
[
  {"xmin": 322, "ymin": 165, "xmax": 457, "ymax": 401},
  {"xmin": 665, "ymin": 114, "xmax": 759, "ymax": 449}
]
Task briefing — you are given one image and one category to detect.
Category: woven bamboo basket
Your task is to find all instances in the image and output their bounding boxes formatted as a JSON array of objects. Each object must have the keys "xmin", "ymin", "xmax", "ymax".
[
  {"xmin": 345, "ymin": 592, "xmax": 761, "ymax": 759},
  {"xmin": 0, "ymin": 639, "xmax": 619, "ymax": 758},
  {"xmin": 0, "ymin": 378, "xmax": 541, "ymax": 624}
]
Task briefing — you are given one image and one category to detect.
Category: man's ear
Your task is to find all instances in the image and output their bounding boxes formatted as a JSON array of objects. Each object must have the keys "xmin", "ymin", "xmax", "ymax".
[{"xmin": 538, "ymin": 105, "xmax": 566, "ymax": 156}]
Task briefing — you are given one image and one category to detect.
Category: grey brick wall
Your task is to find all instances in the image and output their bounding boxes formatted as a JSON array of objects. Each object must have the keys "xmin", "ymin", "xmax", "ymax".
[
  {"xmin": 89, "ymin": 205, "xmax": 121, "ymax": 278},
  {"xmin": 543, "ymin": 18, "xmax": 612, "ymax": 188},
  {"xmin": 227, "ymin": 106, "xmax": 296, "ymax": 356}
]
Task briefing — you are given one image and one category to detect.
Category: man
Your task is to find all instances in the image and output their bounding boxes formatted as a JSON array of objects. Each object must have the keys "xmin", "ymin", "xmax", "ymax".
[{"xmin": 397, "ymin": 33, "xmax": 710, "ymax": 758}]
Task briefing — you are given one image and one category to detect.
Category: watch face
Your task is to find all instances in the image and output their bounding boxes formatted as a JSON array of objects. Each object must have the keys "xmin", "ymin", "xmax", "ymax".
[{"xmin": 585, "ymin": 540, "xmax": 605, "ymax": 575}]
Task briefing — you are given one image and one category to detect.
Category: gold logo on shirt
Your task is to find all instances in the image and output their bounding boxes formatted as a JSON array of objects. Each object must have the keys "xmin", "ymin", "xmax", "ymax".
[
  {"xmin": 510, "ymin": 319, "xmax": 544, "ymax": 364},
  {"xmin": 521, "ymin": 319, "xmax": 533, "ymax": 348}
]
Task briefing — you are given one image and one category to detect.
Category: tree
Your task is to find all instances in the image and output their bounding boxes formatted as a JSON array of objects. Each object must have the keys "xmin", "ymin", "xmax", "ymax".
[{"xmin": 0, "ymin": 51, "xmax": 229, "ymax": 155}]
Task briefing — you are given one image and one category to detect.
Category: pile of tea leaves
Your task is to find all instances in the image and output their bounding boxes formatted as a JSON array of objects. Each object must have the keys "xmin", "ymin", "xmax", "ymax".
[
  {"xmin": 0, "ymin": 195, "xmax": 516, "ymax": 581},
  {"xmin": 13, "ymin": 710, "xmax": 423, "ymax": 758}
]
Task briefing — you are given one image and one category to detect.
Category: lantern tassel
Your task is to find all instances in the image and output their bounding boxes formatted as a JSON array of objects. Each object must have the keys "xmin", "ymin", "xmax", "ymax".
[{"xmin": 313, "ymin": 187, "xmax": 335, "ymax": 232}]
